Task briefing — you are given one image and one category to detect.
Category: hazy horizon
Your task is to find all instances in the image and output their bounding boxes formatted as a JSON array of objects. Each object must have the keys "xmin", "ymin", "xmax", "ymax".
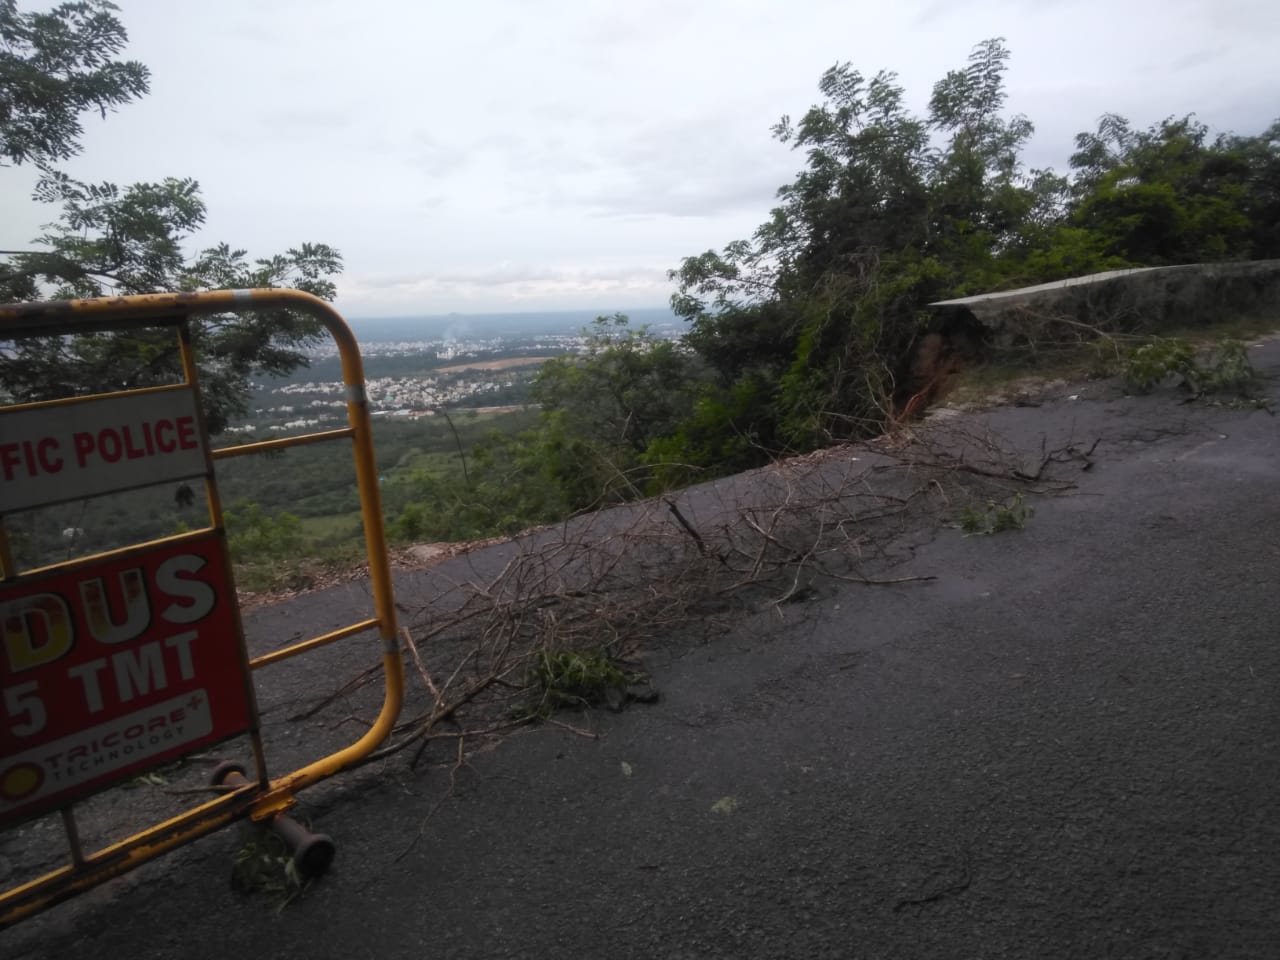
[{"xmin": 343, "ymin": 305, "xmax": 684, "ymax": 341}]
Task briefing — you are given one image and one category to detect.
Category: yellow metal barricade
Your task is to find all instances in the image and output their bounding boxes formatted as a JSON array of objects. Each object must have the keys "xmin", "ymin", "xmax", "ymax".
[{"xmin": 0, "ymin": 290, "xmax": 403, "ymax": 928}]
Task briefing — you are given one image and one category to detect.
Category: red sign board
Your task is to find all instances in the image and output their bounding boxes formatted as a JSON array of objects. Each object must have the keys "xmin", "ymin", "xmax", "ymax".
[{"xmin": 0, "ymin": 535, "xmax": 252, "ymax": 828}]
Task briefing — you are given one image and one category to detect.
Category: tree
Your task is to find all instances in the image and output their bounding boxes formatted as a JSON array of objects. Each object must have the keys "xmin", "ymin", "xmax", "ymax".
[
  {"xmin": 669, "ymin": 39, "xmax": 1042, "ymax": 457},
  {"xmin": 529, "ymin": 315, "xmax": 704, "ymax": 508},
  {"xmin": 534, "ymin": 316, "xmax": 702, "ymax": 456},
  {"xmin": 0, "ymin": 0, "xmax": 342, "ymax": 433},
  {"xmin": 1068, "ymin": 114, "xmax": 1270, "ymax": 265},
  {"xmin": 1232, "ymin": 121, "xmax": 1280, "ymax": 259},
  {"xmin": 666, "ymin": 38, "xmax": 1280, "ymax": 475},
  {"xmin": 0, "ymin": 0, "xmax": 148, "ymax": 167}
]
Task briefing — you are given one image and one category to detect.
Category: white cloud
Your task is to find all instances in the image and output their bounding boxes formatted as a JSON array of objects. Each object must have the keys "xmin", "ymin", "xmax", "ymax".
[{"xmin": 343, "ymin": 259, "xmax": 674, "ymax": 314}]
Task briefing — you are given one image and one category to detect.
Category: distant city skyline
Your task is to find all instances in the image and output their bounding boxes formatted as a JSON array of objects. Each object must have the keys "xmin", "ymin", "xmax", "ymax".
[{"xmin": 342, "ymin": 305, "xmax": 684, "ymax": 341}]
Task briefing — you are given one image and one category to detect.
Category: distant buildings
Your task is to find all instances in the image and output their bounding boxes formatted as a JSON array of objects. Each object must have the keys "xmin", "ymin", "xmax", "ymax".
[{"xmin": 233, "ymin": 328, "xmax": 655, "ymax": 434}]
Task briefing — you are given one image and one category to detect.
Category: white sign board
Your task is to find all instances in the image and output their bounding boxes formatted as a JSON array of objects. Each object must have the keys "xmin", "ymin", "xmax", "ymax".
[{"xmin": 0, "ymin": 389, "xmax": 208, "ymax": 513}]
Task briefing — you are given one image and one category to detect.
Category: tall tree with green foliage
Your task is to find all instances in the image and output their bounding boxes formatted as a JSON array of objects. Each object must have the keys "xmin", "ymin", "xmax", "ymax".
[
  {"xmin": 0, "ymin": 0, "xmax": 148, "ymax": 167},
  {"xmin": 661, "ymin": 38, "xmax": 1280, "ymax": 482},
  {"xmin": 1067, "ymin": 114, "xmax": 1275, "ymax": 264},
  {"xmin": 667, "ymin": 39, "xmax": 1042, "ymax": 461},
  {"xmin": 0, "ymin": 0, "xmax": 342, "ymax": 433},
  {"xmin": 530, "ymin": 315, "xmax": 704, "ymax": 505}
]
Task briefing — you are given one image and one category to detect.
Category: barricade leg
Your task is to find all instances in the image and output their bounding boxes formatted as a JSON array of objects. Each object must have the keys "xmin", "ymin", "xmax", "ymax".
[{"xmin": 211, "ymin": 763, "xmax": 336, "ymax": 878}]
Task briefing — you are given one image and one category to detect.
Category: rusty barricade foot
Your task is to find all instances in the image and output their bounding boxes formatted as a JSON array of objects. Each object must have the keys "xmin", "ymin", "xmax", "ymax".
[
  {"xmin": 209, "ymin": 761, "xmax": 251, "ymax": 791},
  {"xmin": 266, "ymin": 814, "xmax": 336, "ymax": 878},
  {"xmin": 209, "ymin": 763, "xmax": 336, "ymax": 879}
]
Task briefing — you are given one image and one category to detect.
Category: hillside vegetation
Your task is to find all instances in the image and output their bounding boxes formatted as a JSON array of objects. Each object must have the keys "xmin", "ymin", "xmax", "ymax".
[
  {"xmin": 393, "ymin": 39, "xmax": 1279, "ymax": 541},
  {"xmin": 2, "ymin": 14, "xmax": 1276, "ymax": 588}
]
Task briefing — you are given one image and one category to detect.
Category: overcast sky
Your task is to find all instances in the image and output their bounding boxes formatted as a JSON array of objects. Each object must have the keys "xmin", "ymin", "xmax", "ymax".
[{"xmin": 3, "ymin": 0, "xmax": 1276, "ymax": 317}]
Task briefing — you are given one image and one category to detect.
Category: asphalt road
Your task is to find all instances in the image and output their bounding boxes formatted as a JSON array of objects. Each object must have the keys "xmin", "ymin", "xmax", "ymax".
[{"xmin": 3, "ymin": 340, "xmax": 1279, "ymax": 959}]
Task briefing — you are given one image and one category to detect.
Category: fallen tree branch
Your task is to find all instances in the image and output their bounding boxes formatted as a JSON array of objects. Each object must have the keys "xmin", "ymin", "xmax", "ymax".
[{"xmin": 323, "ymin": 419, "xmax": 1079, "ymax": 781}]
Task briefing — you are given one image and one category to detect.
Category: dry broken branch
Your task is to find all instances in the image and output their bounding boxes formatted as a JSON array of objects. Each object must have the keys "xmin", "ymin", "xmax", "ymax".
[{"xmin": 321, "ymin": 419, "xmax": 1094, "ymax": 775}]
